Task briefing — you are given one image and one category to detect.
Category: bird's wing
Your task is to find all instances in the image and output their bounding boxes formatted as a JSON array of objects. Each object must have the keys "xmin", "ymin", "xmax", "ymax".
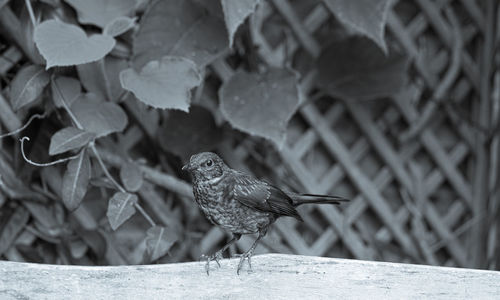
[{"xmin": 224, "ymin": 173, "xmax": 303, "ymax": 221}]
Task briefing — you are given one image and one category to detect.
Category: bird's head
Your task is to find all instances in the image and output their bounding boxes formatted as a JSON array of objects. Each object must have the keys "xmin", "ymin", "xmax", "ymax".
[{"xmin": 182, "ymin": 152, "xmax": 227, "ymax": 182}]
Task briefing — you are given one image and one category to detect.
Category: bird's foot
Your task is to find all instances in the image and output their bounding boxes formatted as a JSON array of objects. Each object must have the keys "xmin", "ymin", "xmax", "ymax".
[
  {"xmin": 200, "ymin": 250, "xmax": 224, "ymax": 275},
  {"xmin": 233, "ymin": 250, "xmax": 253, "ymax": 275}
]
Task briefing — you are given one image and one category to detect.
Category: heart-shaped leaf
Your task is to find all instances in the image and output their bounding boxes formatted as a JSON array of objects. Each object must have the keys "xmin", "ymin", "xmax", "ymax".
[
  {"xmin": 120, "ymin": 56, "xmax": 201, "ymax": 111},
  {"xmin": 220, "ymin": 68, "xmax": 301, "ymax": 148},
  {"xmin": 221, "ymin": 0, "xmax": 260, "ymax": 47},
  {"xmin": 71, "ymin": 93, "xmax": 128, "ymax": 137},
  {"xmin": 158, "ymin": 106, "xmax": 222, "ymax": 159},
  {"xmin": 106, "ymin": 192, "xmax": 138, "ymax": 230},
  {"xmin": 145, "ymin": 226, "xmax": 177, "ymax": 262},
  {"xmin": 322, "ymin": 0, "xmax": 391, "ymax": 52},
  {"xmin": 34, "ymin": 20, "xmax": 116, "ymax": 69},
  {"xmin": 120, "ymin": 162, "xmax": 143, "ymax": 192},
  {"xmin": 51, "ymin": 76, "xmax": 82, "ymax": 108},
  {"xmin": 62, "ymin": 149, "xmax": 91, "ymax": 211},
  {"xmin": 317, "ymin": 36, "xmax": 409, "ymax": 100},
  {"xmin": 133, "ymin": 0, "xmax": 227, "ymax": 69},
  {"xmin": 103, "ymin": 16, "xmax": 136, "ymax": 37},
  {"xmin": 49, "ymin": 127, "xmax": 95, "ymax": 155},
  {"xmin": 65, "ymin": 0, "xmax": 138, "ymax": 28},
  {"xmin": 9, "ymin": 64, "xmax": 50, "ymax": 111}
]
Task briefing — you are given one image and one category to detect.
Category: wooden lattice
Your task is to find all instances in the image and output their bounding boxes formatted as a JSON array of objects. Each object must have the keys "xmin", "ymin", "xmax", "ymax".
[
  {"xmin": 0, "ymin": 0, "xmax": 497, "ymax": 269},
  {"xmin": 197, "ymin": 0, "xmax": 491, "ymax": 269}
]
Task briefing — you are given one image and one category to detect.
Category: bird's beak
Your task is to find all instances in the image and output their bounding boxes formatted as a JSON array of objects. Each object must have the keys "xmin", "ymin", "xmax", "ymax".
[{"xmin": 182, "ymin": 163, "xmax": 191, "ymax": 171}]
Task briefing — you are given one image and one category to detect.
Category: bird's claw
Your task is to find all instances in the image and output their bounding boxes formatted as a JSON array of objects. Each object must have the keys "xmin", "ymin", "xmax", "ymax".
[
  {"xmin": 201, "ymin": 251, "xmax": 224, "ymax": 275},
  {"xmin": 233, "ymin": 251, "xmax": 253, "ymax": 275}
]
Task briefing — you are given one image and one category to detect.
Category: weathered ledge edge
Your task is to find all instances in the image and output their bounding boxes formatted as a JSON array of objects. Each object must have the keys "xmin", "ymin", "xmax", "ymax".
[{"xmin": 1, "ymin": 254, "xmax": 499, "ymax": 299}]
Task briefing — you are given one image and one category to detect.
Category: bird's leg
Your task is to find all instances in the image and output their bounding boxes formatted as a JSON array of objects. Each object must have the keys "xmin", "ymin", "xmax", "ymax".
[
  {"xmin": 204, "ymin": 233, "xmax": 241, "ymax": 275},
  {"xmin": 236, "ymin": 228, "xmax": 267, "ymax": 275}
]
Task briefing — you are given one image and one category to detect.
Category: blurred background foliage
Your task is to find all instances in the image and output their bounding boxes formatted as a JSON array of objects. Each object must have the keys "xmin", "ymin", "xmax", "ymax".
[{"xmin": 0, "ymin": 0, "xmax": 499, "ymax": 270}]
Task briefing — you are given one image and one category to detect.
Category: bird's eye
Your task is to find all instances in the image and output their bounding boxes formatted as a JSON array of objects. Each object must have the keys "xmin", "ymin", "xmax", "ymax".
[{"xmin": 206, "ymin": 160, "xmax": 213, "ymax": 167}]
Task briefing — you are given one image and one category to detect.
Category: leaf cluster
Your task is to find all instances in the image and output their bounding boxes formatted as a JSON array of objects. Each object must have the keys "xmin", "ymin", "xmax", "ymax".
[{"xmin": 0, "ymin": 0, "xmax": 407, "ymax": 265}]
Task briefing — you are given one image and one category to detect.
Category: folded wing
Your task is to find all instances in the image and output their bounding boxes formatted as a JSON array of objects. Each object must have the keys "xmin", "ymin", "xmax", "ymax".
[{"xmin": 224, "ymin": 173, "xmax": 303, "ymax": 221}]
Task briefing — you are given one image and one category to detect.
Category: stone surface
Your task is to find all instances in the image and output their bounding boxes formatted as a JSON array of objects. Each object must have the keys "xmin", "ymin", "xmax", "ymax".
[{"xmin": 1, "ymin": 254, "xmax": 499, "ymax": 299}]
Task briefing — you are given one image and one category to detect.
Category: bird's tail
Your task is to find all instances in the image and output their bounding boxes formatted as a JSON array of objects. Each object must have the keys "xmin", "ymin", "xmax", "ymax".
[{"xmin": 289, "ymin": 193, "xmax": 349, "ymax": 206}]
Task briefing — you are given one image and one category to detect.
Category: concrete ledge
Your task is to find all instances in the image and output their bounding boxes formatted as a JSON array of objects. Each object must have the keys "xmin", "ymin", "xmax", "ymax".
[{"xmin": 1, "ymin": 254, "xmax": 499, "ymax": 299}]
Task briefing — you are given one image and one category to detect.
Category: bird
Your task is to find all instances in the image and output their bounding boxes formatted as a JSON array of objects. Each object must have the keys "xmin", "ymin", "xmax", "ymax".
[{"xmin": 182, "ymin": 152, "xmax": 349, "ymax": 275}]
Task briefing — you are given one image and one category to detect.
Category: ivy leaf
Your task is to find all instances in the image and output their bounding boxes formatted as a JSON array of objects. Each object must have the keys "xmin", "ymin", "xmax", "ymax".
[
  {"xmin": 34, "ymin": 20, "xmax": 116, "ymax": 69},
  {"xmin": 133, "ymin": 0, "xmax": 227, "ymax": 69},
  {"xmin": 120, "ymin": 56, "xmax": 201, "ymax": 111},
  {"xmin": 69, "ymin": 239, "xmax": 88, "ymax": 259},
  {"xmin": 65, "ymin": 0, "xmax": 138, "ymax": 28},
  {"xmin": 122, "ymin": 95, "xmax": 161, "ymax": 137},
  {"xmin": 158, "ymin": 106, "xmax": 222, "ymax": 159},
  {"xmin": 77, "ymin": 228, "xmax": 106, "ymax": 259},
  {"xmin": 19, "ymin": 5, "xmax": 45, "ymax": 65},
  {"xmin": 145, "ymin": 226, "xmax": 177, "ymax": 262},
  {"xmin": 322, "ymin": 0, "xmax": 391, "ymax": 53},
  {"xmin": 120, "ymin": 162, "xmax": 143, "ymax": 192},
  {"xmin": 317, "ymin": 36, "xmax": 409, "ymax": 100},
  {"xmin": 0, "ymin": 207, "xmax": 29, "ymax": 256},
  {"xmin": 103, "ymin": 16, "xmax": 136, "ymax": 37},
  {"xmin": 77, "ymin": 56, "xmax": 128, "ymax": 101},
  {"xmin": 62, "ymin": 149, "xmax": 91, "ymax": 211},
  {"xmin": 220, "ymin": 68, "xmax": 301, "ymax": 148},
  {"xmin": 106, "ymin": 192, "xmax": 138, "ymax": 230},
  {"xmin": 51, "ymin": 76, "xmax": 82, "ymax": 108},
  {"xmin": 9, "ymin": 64, "xmax": 50, "ymax": 111},
  {"xmin": 49, "ymin": 127, "xmax": 95, "ymax": 155},
  {"xmin": 71, "ymin": 93, "xmax": 128, "ymax": 137},
  {"xmin": 221, "ymin": 0, "xmax": 260, "ymax": 47},
  {"xmin": 192, "ymin": 0, "xmax": 223, "ymax": 17},
  {"xmin": 23, "ymin": 201, "xmax": 63, "ymax": 237}
]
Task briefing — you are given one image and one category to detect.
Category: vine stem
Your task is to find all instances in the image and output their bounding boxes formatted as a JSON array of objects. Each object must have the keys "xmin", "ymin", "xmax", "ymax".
[
  {"xmin": 90, "ymin": 143, "xmax": 125, "ymax": 193},
  {"xmin": 24, "ymin": 0, "xmax": 36, "ymax": 27},
  {"xmin": 90, "ymin": 143, "xmax": 156, "ymax": 227},
  {"xmin": 134, "ymin": 203, "xmax": 156, "ymax": 227},
  {"xmin": 52, "ymin": 76, "xmax": 83, "ymax": 130},
  {"xmin": 55, "ymin": 75, "xmax": 156, "ymax": 228},
  {"xmin": 20, "ymin": 137, "xmax": 80, "ymax": 167},
  {"xmin": 0, "ymin": 113, "xmax": 46, "ymax": 139}
]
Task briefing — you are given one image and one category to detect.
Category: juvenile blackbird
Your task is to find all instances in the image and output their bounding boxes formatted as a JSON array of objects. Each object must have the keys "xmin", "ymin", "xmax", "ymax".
[{"xmin": 182, "ymin": 152, "xmax": 348, "ymax": 274}]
